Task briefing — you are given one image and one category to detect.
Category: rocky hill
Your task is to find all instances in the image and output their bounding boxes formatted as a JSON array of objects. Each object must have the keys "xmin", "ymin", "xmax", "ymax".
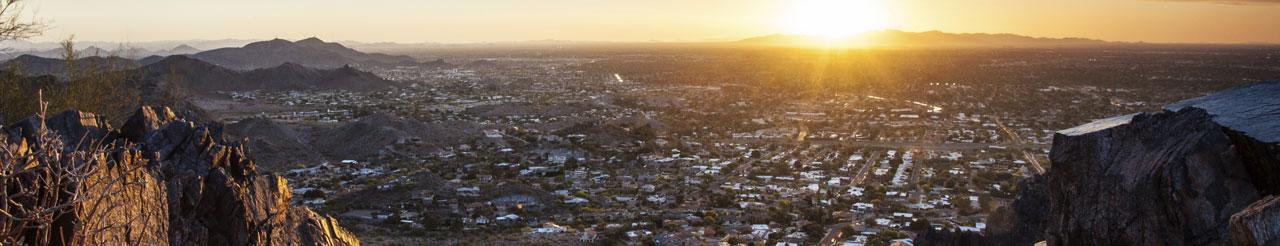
[
  {"xmin": 312, "ymin": 114, "xmax": 481, "ymax": 160},
  {"xmin": 225, "ymin": 117, "xmax": 325, "ymax": 171},
  {"xmin": 135, "ymin": 55, "xmax": 396, "ymax": 93},
  {"xmin": 162, "ymin": 44, "xmax": 202, "ymax": 55},
  {"xmin": 968, "ymin": 81, "xmax": 1280, "ymax": 245},
  {"xmin": 192, "ymin": 38, "xmax": 417, "ymax": 70},
  {"xmin": 1, "ymin": 106, "xmax": 358, "ymax": 245}
]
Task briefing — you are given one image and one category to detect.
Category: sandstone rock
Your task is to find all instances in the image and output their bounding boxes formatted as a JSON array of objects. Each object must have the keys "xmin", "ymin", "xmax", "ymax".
[
  {"xmin": 2, "ymin": 106, "xmax": 358, "ymax": 245},
  {"xmin": 120, "ymin": 106, "xmax": 177, "ymax": 142},
  {"xmin": 5, "ymin": 110, "xmax": 112, "ymax": 149}
]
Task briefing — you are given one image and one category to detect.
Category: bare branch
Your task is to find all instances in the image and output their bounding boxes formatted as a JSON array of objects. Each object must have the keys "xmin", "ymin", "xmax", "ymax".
[{"xmin": 0, "ymin": 0, "xmax": 44, "ymax": 41}]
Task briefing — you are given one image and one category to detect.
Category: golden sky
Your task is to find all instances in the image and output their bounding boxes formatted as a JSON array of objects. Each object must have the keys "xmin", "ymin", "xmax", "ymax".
[{"xmin": 21, "ymin": 0, "xmax": 1280, "ymax": 43}]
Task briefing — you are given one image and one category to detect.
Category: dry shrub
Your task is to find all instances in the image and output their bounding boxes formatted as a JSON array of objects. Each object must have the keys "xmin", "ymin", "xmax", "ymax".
[{"xmin": 0, "ymin": 93, "xmax": 161, "ymax": 245}]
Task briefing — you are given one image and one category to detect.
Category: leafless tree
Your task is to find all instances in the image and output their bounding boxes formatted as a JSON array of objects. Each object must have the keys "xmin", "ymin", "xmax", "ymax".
[
  {"xmin": 0, "ymin": 2, "xmax": 160, "ymax": 245},
  {"xmin": 0, "ymin": 92, "xmax": 161, "ymax": 245},
  {"xmin": 0, "ymin": 0, "xmax": 42, "ymax": 42}
]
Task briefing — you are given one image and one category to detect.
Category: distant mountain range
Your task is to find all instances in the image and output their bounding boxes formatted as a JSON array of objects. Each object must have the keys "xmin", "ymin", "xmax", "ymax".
[
  {"xmin": 0, "ymin": 39, "xmax": 253, "ymax": 57},
  {"xmin": 191, "ymin": 37, "xmax": 420, "ymax": 70},
  {"xmin": 1, "ymin": 55, "xmax": 138, "ymax": 79},
  {"xmin": 0, "ymin": 44, "xmax": 207, "ymax": 60},
  {"xmin": 738, "ymin": 30, "xmax": 1111, "ymax": 48},
  {"xmin": 1, "ymin": 38, "xmax": 408, "ymax": 93}
]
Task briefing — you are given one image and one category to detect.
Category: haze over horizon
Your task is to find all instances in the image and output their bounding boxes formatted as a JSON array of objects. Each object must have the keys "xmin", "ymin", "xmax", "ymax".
[{"xmin": 16, "ymin": 0, "xmax": 1280, "ymax": 44}]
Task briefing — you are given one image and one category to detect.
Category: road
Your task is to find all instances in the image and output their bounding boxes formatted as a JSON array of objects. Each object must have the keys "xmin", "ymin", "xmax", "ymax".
[
  {"xmin": 852, "ymin": 152, "xmax": 881, "ymax": 186},
  {"xmin": 817, "ymin": 223, "xmax": 851, "ymax": 246},
  {"xmin": 994, "ymin": 118, "xmax": 1047, "ymax": 174}
]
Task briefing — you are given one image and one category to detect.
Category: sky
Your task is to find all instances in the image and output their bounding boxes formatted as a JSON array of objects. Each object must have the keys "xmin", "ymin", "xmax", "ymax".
[{"xmin": 17, "ymin": 0, "xmax": 1280, "ymax": 44}]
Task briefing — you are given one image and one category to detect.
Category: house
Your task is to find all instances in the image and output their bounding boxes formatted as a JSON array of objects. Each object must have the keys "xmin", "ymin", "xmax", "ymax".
[
  {"xmin": 751, "ymin": 224, "xmax": 771, "ymax": 239},
  {"xmin": 532, "ymin": 223, "xmax": 567, "ymax": 235},
  {"xmin": 565, "ymin": 197, "xmax": 589, "ymax": 204},
  {"xmin": 496, "ymin": 214, "xmax": 520, "ymax": 222},
  {"xmin": 457, "ymin": 187, "xmax": 481, "ymax": 197}
]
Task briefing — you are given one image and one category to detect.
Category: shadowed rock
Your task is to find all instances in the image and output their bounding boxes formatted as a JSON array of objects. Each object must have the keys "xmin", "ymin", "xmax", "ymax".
[
  {"xmin": 957, "ymin": 81, "xmax": 1280, "ymax": 246},
  {"xmin": 1231, "ymin": 196, "xmax": 1280, "ymax": 246},
  {"xmin": 1042, "ymin": 108, "xmax": 1259, "ymax": 245}
]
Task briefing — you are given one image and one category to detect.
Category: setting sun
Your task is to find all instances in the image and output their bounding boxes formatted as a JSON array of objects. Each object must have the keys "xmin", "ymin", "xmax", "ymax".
[{"xmin": 780, "ymin": 0, "xmax": 891, "ymax": 38}]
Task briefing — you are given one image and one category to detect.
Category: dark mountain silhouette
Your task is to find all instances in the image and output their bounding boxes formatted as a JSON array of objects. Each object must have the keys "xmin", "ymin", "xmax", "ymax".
[
  {"xmin": 241, "ymin": 62, "xmax": 322, "ymax": 88},
  {"xmin": 225, "ymin": 117, "xmax": 324, "ymax": 171},
  {"xmin": 192, "ymin": 38, "xmax": 418, "ymax": 70},
  {"xmin": 138, "ymin": 55, "xmax": 165, "ymax": 65},
  {"xmin": 162, "ymin": 44, "xmax": 202, "ymax": 55},
  {"xmin": 739, "ymin": 30, "xmax": 1110, "ymax": 48},
  {"xmin": 135, "ymin": 55, "xmax": 248, "ymax": 92},
  {"xmin": 464, "ymin": 59, "xmax": 500, "ymax": 68},
  {"xmin": 419, "ymin": 58, "xmax": 454, "ymax": 68},
  {"xmin": 135, "ymin": 55, "xmax": 397, "ymax": 93}
]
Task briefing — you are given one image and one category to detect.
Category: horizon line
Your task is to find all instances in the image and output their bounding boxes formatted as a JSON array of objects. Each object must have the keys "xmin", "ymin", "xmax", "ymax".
[{"xmin": 7, "ymin": 29, "xmax": 1280, "ymax": 47}]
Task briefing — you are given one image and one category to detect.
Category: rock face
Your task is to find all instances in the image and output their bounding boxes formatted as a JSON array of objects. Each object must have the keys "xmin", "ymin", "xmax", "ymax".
[
  {"xmin": 1231, "ymin": 196, "xmax": 1280, "ymax": 246},
  {"xmin": 135, "ymin": 55, "xmax": 397, "ymax": 93},
  {"xmin": 2, "ymin": 106, "xmax": 358, "ymax": 245},
  {"xmin": 1044, "ymin": 108, "xmax": 1260, "ymax": 245},
  {"xmin": 225, "ymin": 117, "xmax": 324, "ymax": 171},
  {"xmin": 989, "ymin": 81, "xmax": 1280, "ymax": 246}
]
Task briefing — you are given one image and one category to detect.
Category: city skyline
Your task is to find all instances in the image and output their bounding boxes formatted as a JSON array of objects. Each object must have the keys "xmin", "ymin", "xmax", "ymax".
[{"xmin": 16, "ymin": 0, "xmax": 1280, "ymax": 44}]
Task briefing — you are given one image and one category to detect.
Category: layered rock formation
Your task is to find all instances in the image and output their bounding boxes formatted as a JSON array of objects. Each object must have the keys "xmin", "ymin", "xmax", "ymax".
[
  {"xmin": 981, "ymin": 81, "xmax": 1280, "ymax": 246},
  {"xmin": 2, "ymin": 106, "xmax": 358, "ymax": 245}
]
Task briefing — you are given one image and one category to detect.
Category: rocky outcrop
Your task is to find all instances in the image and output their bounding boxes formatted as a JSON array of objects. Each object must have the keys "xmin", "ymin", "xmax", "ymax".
[
  {"xmin": 136, "ymin": 55, "xmax": 397, "ymax": 93},
  {"xmin": 312, "ymin": 113, "xmax": 480, "ymax": 159},
  {"xmin": 1043, "ymin": 107, "xmax": 1260, "ymax": 245},
  {"xmin": 192, "ymin": 38, "xmax": 416, "ymax": 70},
  {"xmin": 225, "ymin": 117, "xmax": 324, "ymax": 171},
  {"xmin": 989, "ymin": 81, "xmax": 1280, "ymax": 246},
  {"xmin": 1230, "ymin": 196, "xmax": 1280, "ymax": 246},
  {"xmin": 2, "ymin": 106, "xmax": 359, "ymax": 245}
]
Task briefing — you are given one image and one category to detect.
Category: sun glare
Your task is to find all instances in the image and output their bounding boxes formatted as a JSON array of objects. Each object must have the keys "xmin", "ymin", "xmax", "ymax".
[{"xmin": 781, "ymin": 0, "xmax": 890, "ymax": 39}]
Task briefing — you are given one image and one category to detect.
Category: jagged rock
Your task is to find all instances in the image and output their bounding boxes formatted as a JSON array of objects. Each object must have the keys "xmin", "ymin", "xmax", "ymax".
[
  {"xmin": 120, "ymin": 106, "xmax": 177, "ymax": 142},
  {"xmin": 5, "ymin": 110, "xmax": 112, "ymax": 149},
  {"xmin": 1231, "ymin": 196, "xmax": 1280, "ymax": 246},
  {"xmin": 1167, "ymin": 81, "xmax": 1280, "ymax": 195},
  {"xmin": 991, "ymin": 81, "xmax": 1280, "ymax": 246},
  {"xmin": 3, "ymin": 106, "xmax": 359, "ymax": 245},
  {"xmin": 1044, "ymin": 108, "xmax": 1260, "ymax": 245},
  {"xmin": 972, "ymin": 175, "xmax": 1048, "ymax": 246}
]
